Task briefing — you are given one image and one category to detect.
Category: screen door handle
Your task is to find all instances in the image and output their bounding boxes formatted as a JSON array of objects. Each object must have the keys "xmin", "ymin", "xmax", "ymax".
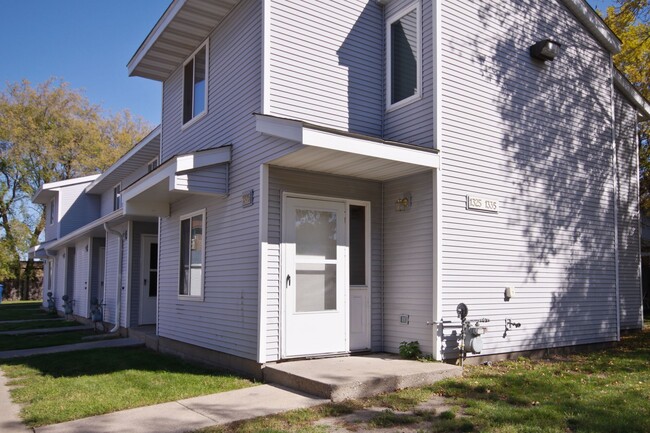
[{"xmin": 286, "ymin": 274, "xmax": 291, "ymax": 288}]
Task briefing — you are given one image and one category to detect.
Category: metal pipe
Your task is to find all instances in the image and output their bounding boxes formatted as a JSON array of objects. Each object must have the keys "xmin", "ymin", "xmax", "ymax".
[{"xmin": 104, "ymin": 223, "xmax": 123, "ymax": 334}]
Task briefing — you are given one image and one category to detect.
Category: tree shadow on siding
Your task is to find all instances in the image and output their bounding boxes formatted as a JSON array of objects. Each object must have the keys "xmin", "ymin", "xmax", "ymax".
[
  {"xmin": 463, "ymin": 0, "xmax": 621, "ymax": 349},
  {"xmin": 337, "ymin": 1, "xmax": 384, "ymax": 137}
]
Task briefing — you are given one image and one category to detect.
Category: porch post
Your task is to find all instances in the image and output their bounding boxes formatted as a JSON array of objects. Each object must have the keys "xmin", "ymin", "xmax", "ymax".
[{"xmin": 257, "ymin": 164, "xmax": 269, "ymax": 364}]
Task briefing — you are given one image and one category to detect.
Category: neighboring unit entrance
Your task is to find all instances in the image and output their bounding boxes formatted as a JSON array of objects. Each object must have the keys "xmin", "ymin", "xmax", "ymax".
[
  {"xmin": 140, "ymin": 235, "xmax": 158, "ymax": 325},
  {"xmin": 282, "ymin": 197, "xmax": 348, "ymax": 357}
]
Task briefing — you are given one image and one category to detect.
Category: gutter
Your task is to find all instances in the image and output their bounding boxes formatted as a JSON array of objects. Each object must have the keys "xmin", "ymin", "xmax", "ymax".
[{"xmin": 104, "ymin": 223, "xmax": 124, "ymax": 333}]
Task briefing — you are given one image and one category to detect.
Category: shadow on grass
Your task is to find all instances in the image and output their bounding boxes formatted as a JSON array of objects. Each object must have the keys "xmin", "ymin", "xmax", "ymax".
[
  {"xmin": 0, "ymin": 346, "xmax": 241, "ymax": 378},
  {"xmin": 433, "ymin": 326, "xmax": 650, "ymax": 433}
]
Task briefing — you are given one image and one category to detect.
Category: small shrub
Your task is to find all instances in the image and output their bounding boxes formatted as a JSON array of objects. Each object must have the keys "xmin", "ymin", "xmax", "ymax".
[
  {"xmin": 439, "ymin": 410, "xmax": 456, "ymax": 420},
  {"xmin": 399, "ymin": 341, "xmax": 422, "ymax": 359}
]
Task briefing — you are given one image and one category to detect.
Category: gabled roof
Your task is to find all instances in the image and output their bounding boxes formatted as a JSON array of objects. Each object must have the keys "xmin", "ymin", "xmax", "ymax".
[
  {"xmin": 32, "ymin": 174, "xmax": 100, "ymax": 204},
  {"xmin": 85, "ymin": 126, "xmax": 161, "ymax": 194},
  {"xmin": 127, "ymin": 0, "xmax": 239, "ymax": 81}
]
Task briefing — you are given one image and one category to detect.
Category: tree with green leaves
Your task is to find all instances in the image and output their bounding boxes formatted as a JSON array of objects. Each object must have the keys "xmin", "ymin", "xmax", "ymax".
[{"xmin": 0, "ymin": 78, "xmax": 152, "ymax": 299}]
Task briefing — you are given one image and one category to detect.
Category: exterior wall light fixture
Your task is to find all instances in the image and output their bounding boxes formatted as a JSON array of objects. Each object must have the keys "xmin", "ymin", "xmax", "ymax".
[
  {"xmin": 530, "ymin": 39, "xmax": 561, "ymax": 61},
  {"xmin": 395, "ymin": 193, "xmax": 412, "ymax": 212}
]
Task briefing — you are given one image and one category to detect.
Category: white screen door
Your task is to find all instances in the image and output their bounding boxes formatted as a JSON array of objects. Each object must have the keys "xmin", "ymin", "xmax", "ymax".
[
  {"xmin": 140, "ymin": 235, "xmax": 158, "ymax": 325},
  {"xmin": 283, "ymin": 197, "xmax": 348, "ymax": 357}
]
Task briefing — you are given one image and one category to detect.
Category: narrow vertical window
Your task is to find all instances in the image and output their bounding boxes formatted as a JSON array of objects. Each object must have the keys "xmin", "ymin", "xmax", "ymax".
[
  {"xmin": 349, "ymin": 205, "xmax": 366, "ymax": 286},
  {"xmin": 387, "ymin": 3, "xmax": 421, "ymax": 108},
  {"xmin": 49, "ymin": 198, "xmax": 55, "ymax": 225},
  {"xmin": 183, "ymin": 43, "xmax": 208, "ymax": 125},
  {"xmin": 113, "ymin": 184, "xmax": 121, "ymax": 211},
  {"xmin": 179, "ymin": 211, "xmax": 205, "ymax": 297}
]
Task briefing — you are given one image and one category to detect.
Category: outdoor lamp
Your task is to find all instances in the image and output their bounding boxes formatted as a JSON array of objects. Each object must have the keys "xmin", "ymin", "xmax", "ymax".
[{"xmin": 530, "ymin": 39, "xmax": 561, "ymax": 61}]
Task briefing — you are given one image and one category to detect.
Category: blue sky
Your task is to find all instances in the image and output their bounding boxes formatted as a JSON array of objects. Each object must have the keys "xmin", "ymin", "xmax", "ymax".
[
  {"xmin": 0, "ymin": 0, "xmax": 169, "ymax": 126},
  {"xmin": 0, "ymin": 0, "xmax": 617, "ymax": 127}
]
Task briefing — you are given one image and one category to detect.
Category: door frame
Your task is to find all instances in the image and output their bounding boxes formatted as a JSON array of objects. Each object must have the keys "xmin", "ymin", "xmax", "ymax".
[
  {"xmin": 280, "ymin": 192, "xmax": 371, "ymax": 358},
  {"xmin": 139, "ymin": 234, "xmax": 158, "ymax": 325}
]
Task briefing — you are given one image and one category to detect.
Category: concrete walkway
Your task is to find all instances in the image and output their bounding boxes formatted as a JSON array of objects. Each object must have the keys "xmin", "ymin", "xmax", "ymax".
[
  {"xmin": 35, "ymin": 385, "xmax": 328, "ymax": 433},
  {"xmin": 0, "ymin": 337, "xmax": 143, "ymax": 360},
  {"xmin": 0, "ymin": 369, "xmax": 31, "ymax": 433},
  {"xmin": 0, "ymin": 318, "xmax": 63, "ymax": 324}
]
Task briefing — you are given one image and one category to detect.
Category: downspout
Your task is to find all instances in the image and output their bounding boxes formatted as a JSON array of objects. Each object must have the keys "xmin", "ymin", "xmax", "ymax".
[{"xmin": 104, "ymin": 223, "xmax": 123, "ymax": 333}]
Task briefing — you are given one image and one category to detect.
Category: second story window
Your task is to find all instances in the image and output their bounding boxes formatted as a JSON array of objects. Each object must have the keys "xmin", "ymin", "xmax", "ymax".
[
  {"xmin": 49, "ymin": 198, "xmax": 55, "ymax": 225},
  {"xmin": 386, "ymin": 2, "xmax": 421, "ymax": 109},
  {"xmin": 183, "ymin": 42, "xmax": 208, "ymax": 125},
  {"xmin": 113, "ymin": 183, "xmax": 122, "ymax": 211}
]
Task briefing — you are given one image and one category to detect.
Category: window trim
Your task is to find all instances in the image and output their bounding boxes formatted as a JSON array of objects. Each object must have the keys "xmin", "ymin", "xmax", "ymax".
[
  {"xmin": 177, "ymin": 209, "xmax": 206, "ymax": 300},
  {"xmin": 385, "ymin": 1, "xmax": 422, "ymax": 111},
  {"xmin": 113, "ymin": 183, "xmax": 122, "ymax": 211},
  {"xmin": 181, "ymin": 40, "xmax": 209, "ymax": 129}
]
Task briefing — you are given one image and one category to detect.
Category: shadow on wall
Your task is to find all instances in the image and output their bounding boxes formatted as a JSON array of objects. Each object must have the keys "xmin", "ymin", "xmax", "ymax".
[
  {"xmin": 444, "ymin": 0, "xmax": 621, "ymax": 354},
  {"xmin": 337, "ymin": 1, "xmax": 384, "ymax": 137}
]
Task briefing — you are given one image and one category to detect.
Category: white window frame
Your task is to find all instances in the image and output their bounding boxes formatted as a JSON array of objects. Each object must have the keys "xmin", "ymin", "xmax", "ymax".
[
  {"xmin": 147, "ymin": 157, "xmax": 159, "ymax": 173},
  {"xmin": 177, "ymin": 209, "xmax": 206, "ymax": 300},
  {"xmin": 181, "ymin": 40, "xmax": 209, "ymax": 129},
  {"xmin": 49, "ymin": 198, "xmax": 55, "ymax": 225},
  {"xmin": 385, "ymin": 1, "xmax": 422, "ymax": 111},
  {"xmin": 113, "ymin": 183, "xmax": 122, "ymax": 211}
]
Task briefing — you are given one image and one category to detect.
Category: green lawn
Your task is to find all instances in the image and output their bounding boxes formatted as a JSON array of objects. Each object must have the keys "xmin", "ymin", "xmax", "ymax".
[
  {"xmin": 1, "ymin": 347, "xmax": 255, "ymax": 427},
  {"xmin": 0, "ymin": 319, "xmax": 79, "ymax": 332},
  {"xmin": 202, "ymin": 322, "xmax": 650, "ymax": 433},
  {"xmin": 0, "ymin": 330, "xmax": 94, "ymax": 351},
  {"xmin": 0, "ymin": 301, "xmax": 55, "ymax": 321}
]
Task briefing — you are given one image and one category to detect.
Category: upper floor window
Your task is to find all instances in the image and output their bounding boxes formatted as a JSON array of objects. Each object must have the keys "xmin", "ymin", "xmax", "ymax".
[
  {"xmin": 147, "ymin": 157, "xmax": 159, "ymax": 173},
  {"xmin": 386, "ymin": 2, "xmax": 421, "ymax": 109},
  {"xmin": 179, "ymin": 210, "xmax": 205, "ymax": 298},
  {"xmin": 49, "ymin": 198, "xmax": 55, "ymax": 225},
  {"xmin": 113, "ymin": 183, "xmax": 121, "ymax": 211},
  {"xmin": 183, "ymin": 42, "xmax": 208, "ymax": 125}
]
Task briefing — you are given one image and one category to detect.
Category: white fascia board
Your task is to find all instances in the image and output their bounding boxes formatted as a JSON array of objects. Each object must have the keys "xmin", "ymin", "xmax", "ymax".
[
  {"xmin": 561, "ymin": 0, "xmax": 622, "ymax": 53},
  {"xmin": 122, "ymin": 163, "xmax": 176, "ymax": 203},
  {"xmin": 255, "ymin": 114, "xmax": 439, "ymax": 169},
  {"xmin": 44, "ymin": 210, "xmax": 123, "ymax": 252},
  {"xmin": 255, "ymin": 115, "xmax": 304, "ymax": 143},
  {"xmin": 86, "ymin": 126, "xmax": 161, "ymax": 194},
  {"xmin": 302, "ymin": 126, "xmax": 439, "ymax": 169},
  {"xmin": 127, "ymin": 0, "xmax": 186, "ymax": 77},
  {"xmin": 32, "ymin": 174, "xmax": 100, "ymax": 203},
  {"xmin": 614, "ymin": 70, "xmax": 650, "ymax": 120},
  {"xmin": 176, "ymin": 146, "xmax": 232, "ymax": 173}
]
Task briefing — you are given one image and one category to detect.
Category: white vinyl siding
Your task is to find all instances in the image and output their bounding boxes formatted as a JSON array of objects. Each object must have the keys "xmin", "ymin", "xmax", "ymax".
[
  {"xmin": 383, "ymin": 172, "xmax": 434, "ymax": 354},
  {"xmin": 268, "ymin": 0, "xmax": 383, "ymax": 136},
  {"xmin": 615, "ymin": 89, "xmax": 642, "ymax": 329},
  {"xmin": 439, "ymin": 0, "xmax": 619, "ymax": 358}
]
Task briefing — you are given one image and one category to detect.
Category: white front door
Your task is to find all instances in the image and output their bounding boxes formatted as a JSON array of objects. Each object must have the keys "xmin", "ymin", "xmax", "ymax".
[
  {"xmin": 282, "ymin": 197, "xmax": 348, "ymax": 357},
  {"xmin": 140, "ymin": 235, "xmax": 158, "ymax": 325}
]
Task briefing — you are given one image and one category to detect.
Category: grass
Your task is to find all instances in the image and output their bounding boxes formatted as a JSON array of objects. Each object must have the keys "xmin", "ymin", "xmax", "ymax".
[
  {"xmin": 0, "ymin": 346, "xmax": 255, "ymax": 427},
  {"xmin": 200, "ymin": 321, "xmax": 650, "ymax": 433},
  {"xmin": 0, "ymin": 301, "xmax": 56, "ymax": 322},
  {"xmin": 0, "ymin": 330, "xmax": 95, "ymax": 351},
  {"xmin": 0, "ymin": 319, "xmax": 80, "ymax": 332}
]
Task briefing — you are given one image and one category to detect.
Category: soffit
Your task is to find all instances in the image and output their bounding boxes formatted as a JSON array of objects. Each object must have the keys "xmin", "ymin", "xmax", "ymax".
[{"xmin": 128, "ymin": 0, "xmax": 239, "ymax": 81}]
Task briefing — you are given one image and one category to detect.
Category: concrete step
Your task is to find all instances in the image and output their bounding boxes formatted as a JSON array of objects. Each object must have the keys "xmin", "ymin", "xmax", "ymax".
[{"xmin": 263, "ymin": 353, "xmax": 462, "ymax": 402}]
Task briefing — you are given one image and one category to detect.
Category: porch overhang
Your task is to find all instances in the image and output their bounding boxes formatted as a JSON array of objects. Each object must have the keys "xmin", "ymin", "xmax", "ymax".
[
  {"xmin": 127, "ymin": 0, "xmax": 240, "ymax": 81},
  {"xmin": 255, "ymin": 114, "xmax": 439, "ymax": 181},
  {"xmin": 121, "ymin": 146, "xmax": 231, "ymax": 217}
]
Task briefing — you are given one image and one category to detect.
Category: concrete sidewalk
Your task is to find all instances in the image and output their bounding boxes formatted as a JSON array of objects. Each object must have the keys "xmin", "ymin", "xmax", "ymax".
[
  {"xmin": 0, "ymin": 370, "xmax": 30, "ymax": 433},
  {"xmin": 0, "ymin": 337, "xmax": 143, "ymax": 359},
  {"xmin": 35, "ymin": 384, "xmax": 328, "ymax": 433}
]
